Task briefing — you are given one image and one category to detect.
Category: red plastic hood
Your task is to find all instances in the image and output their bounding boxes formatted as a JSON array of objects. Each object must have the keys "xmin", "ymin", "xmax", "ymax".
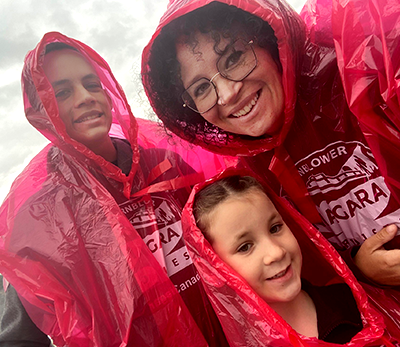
[
  {"xmin": 23, "ymin": 32, "xmax": 139, "ymax": 194},
  {"xmin": 142, "ymin": 0, "xmax": 306, "ymax": 157}
]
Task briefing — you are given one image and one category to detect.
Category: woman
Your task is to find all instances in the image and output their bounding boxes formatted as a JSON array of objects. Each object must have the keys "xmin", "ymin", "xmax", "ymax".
[{"xmin": 142, "ymin": 0, "xmax": 400, "ymax": 286}]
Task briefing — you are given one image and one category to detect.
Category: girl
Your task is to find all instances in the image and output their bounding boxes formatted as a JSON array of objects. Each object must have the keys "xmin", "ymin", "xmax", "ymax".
[{"xmin": 181, "ymin": 171, "xmax": 399, "ymax": 345}]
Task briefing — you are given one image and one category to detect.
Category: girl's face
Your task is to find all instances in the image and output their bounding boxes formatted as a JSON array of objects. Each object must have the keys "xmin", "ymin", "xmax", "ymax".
[
  {"xmin": 206, "ymin": 188, "xmax": 302, "ymax": 305},
  {"xmin": 177, "ymin": 32, "xmax": 285, "ymax": 137}
]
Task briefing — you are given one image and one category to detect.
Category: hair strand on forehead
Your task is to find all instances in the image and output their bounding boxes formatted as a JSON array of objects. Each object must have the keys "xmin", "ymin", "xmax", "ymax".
[{"xmin": 193, "ymin": 175, "xmax": 265, "ymax": 241}]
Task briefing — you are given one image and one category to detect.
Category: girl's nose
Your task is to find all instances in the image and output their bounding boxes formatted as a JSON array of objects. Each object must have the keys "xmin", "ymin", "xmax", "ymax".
[
  {"xmin": 212, "ymin": 74, "xmax": 242, "ymax": 106},
  {"xmin": 262, "ymin": 241, "xmax": 286, "ymax": 266}
]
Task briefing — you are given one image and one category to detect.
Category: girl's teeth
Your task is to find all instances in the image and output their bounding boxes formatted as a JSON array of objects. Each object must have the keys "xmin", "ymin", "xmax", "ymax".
[{"xmin": 269, "ymin": 268, "xmax": 287, "ymax": 280}]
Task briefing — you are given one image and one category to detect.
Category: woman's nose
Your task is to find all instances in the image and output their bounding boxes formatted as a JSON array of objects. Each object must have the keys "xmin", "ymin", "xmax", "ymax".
[{"xmin": 213, "ymin": 75, "xmax": 242, "ymax": 106}]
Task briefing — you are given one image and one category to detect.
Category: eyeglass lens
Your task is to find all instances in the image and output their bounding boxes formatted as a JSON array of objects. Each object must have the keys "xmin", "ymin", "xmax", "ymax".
[{"xmin": 182, "ymin": 40, "xmax": 256, "ymax": 113}]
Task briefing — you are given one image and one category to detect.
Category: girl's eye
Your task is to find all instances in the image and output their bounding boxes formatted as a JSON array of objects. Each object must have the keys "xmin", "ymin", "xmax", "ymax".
[
  {"xmin": 237, "ymin": 243, "xmax": 252, "ymax": 253},
  {"xmin": 270, "ymin": 224, "xmax": 283, "ymax": 234}
]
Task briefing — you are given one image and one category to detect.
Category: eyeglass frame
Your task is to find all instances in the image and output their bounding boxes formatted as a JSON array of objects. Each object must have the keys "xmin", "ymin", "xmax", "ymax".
[{"xmin": 181, "ymin": 39, "xmax": 258, "ymax": 114}]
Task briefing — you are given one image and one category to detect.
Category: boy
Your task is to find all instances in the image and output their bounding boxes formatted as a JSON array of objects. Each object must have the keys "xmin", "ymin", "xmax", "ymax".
[{"xmin": 0, "ymin": 33, "xmax": 228, "ymax": 346}]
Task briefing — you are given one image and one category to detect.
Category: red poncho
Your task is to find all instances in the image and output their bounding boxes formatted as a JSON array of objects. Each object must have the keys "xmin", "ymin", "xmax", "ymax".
[
  {"xmin": 142, "ymin": 0, "xmax": 400, "ymax": 252},
  {"xmin": 0, "ymin": 32, "xmax": 233, "ymax": 346},
  {"xmin": 142, "ymin": 0, "xmax": 400, "ymax": 344}
]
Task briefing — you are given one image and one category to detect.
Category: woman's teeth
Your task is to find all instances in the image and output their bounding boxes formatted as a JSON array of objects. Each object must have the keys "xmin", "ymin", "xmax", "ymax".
[{"xmin": 232, "ymin": 94, "xmax": 258, "ymax": 118}]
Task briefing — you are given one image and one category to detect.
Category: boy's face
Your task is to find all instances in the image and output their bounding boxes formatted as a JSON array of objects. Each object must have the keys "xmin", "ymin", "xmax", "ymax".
[
  {"xmin": 206, "ymin": 188, "xmax": 302, "ymax": 305},
  {"xmin": 43, "ymin": 49, "xmax": 113, "ymax": 150},
  {"xmin": 176, "ymin": 32, "xmax": 284, "ymax": 137}
]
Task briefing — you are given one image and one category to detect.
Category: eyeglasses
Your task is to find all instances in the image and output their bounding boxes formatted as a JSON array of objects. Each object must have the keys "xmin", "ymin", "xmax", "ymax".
[{"xmin": 181, "ymin": 39, "xmax": 257, "ymax": 114}]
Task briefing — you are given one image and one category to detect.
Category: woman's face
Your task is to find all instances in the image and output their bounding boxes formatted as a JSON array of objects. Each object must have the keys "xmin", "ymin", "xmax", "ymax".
[{"xmin": 176, "ymin": 32, "xmax": 285, "ymax": 137}]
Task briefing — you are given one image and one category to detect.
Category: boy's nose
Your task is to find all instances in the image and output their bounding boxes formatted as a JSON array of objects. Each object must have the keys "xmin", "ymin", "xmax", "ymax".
[{"xmin": 75, "ymin": 86, "xmax": 96, "ymax": 107}]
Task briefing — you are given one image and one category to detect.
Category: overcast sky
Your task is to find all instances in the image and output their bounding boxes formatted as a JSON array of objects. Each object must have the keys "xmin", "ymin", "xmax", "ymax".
[{"xmin": 0, "ymin": 0, "xmax": 305, "ymax": 203}]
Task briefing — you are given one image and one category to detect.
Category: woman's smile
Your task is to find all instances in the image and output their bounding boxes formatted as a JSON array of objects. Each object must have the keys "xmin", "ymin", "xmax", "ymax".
[
  {"xmin": 230, "ymin": 91, "xmax": 259, "ymax": 118},
  {"xmin": 177, "ymin": 32, "xmax": 285, "ymax": 137}
]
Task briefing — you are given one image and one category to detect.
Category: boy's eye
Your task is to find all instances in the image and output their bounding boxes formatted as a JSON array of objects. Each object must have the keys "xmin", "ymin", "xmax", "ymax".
[
  {"xmin": 86, "ymin": 82, "xmax": 102, "ymax": 91},
  {"xmin": 237, "ymin": 243, "xmax": 252, "ymax": 253},
  {"xmin": 270, "ymin": 224, "xmax": 283, "ymax": 234},
  {"xmin": 55, "ymin": 89, "xmax": 70, "ymax": 100}
]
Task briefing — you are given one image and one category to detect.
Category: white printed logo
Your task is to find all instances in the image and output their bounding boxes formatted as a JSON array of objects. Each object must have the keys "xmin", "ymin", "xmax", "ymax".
[
  {"xmin": 296, "ymin": 141, "xmax": 400, "ymax": 249},
  {"xmin": 119, "ymin": 194, "xmax": 193, "ymax": 275}
]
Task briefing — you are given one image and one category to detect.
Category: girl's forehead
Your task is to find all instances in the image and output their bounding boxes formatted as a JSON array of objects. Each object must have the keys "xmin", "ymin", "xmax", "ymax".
[{"xmin": 221, "ymin": 188, "xmax": 275, "ymax": 210}]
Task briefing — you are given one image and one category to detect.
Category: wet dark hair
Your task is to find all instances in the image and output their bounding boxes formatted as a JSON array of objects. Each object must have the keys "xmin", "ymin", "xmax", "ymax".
[
  {"xmin": 193, "ymin": 175, "xmax": 265, "ymax": 241},
  {"xmin": 145, "ymin": 2, "xmax": 280, "ymax": 144},
  {"xmin": 24, "ymin": 42, "xmax": 78, "ymax": 112},
  {"xmin": 45, "ymin": 42, "xmax": 78, "ymax": 54}
]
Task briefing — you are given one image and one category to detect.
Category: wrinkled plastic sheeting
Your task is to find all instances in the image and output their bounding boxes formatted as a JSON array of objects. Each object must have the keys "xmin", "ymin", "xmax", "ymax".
[
  {"xmin": 0, "ymin": 143, "xmax": 209, "ymax": 347},
  {"xmin": 301, "ymin": 0, "xmax": 400, "ymax": 337},
  {"xmin": 135, "ymin": 118, "xmax": 238, "ymax": 180},
  {"xmin": 332, "ymin": 0, "xmax": 400, "ymax": 205}
]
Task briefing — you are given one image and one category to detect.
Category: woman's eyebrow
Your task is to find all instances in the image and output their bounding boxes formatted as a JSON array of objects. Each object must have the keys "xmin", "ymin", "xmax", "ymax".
[{"xmin": 185, "ymin": 72, "xmax": 206, "ymax": 89}]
